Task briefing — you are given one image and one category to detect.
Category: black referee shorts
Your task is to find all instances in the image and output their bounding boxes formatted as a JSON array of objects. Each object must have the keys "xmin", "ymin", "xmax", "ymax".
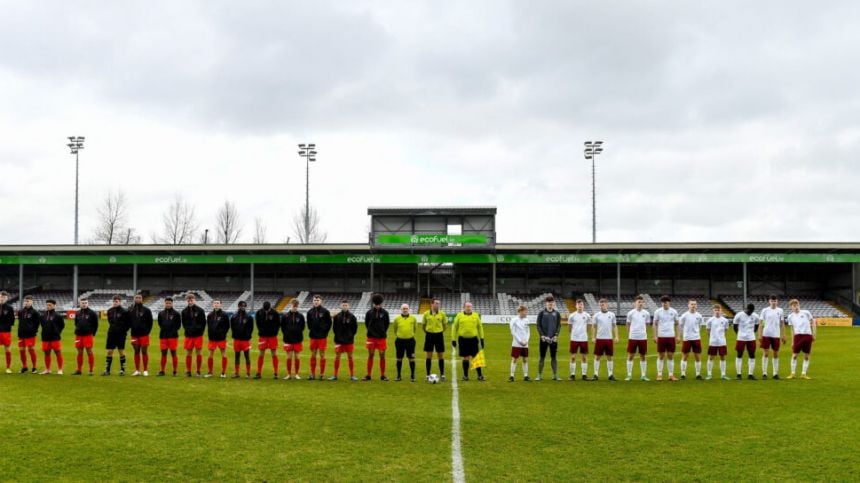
[
  {"xmin": 458, "ymin": 336, "xmax": 479, "ymax": 358},
  {"xmin": 395, "ymin": 338, "xmax": 416, "ymax": 359},
  {"xmin": 423, "ymin": 332, "xmax": 445, "ymax": 354}
]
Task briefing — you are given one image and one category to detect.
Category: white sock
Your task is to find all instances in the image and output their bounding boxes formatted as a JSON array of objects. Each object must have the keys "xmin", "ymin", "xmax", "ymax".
[
  {"xmin": 707, "ymin": 359, "xmax": 713, "ymax": 376},
  {"xmin": 762, "ymin": 356, "xmax": 769, "ymax": 376},
  {"xmin": 720, "ymin": 360, "xmax": 726, "ymax": 376},
  {"xmin": 639, "ymin": 360, "xmax": 646, "ymax": 377},
  {"xmin": 681, "ymin": 360, "xmax": 687, "ymax": 375},
  {"xmin": 580, "ymin": 361, "xmax": 587, "ymax": 377},
  {"xmin": 657, "ymin": 358, "xmax": 663, "ymax": 376},
  {"xmin": 694, "ymin": 361, "xmax": 701, "ymax": 376},
  {"xmin": 668, "ymin": 359, "xmax": 674, "ymax": 376},
  {"xmin": 523, "ymin": 361, "xmax": 529, "ymax": 377},
  {"xmin": 607, "ymin": 361, "xmax": 614, "ymax": 376},
  {"xmin": 791, "ymin": 357, "xmax": 797, "ymax": 374},
  {"xmin": 802, "ymin": 359, "xmax": 809, "ymax": 375},
  {"xmin": 510, "ymin": 361, "xmax": 516, "ymax": 377},
  {"xmin": 594, "ymin": 359, "xmax": 601, "ymax": 377},
  {"xmin": 626, "ymin": 360, "xmax": 633, "ymax": 376},
  {"xmin": 748, "ymin": 358, "xmax": 756, "ymax": 375},
  {"xmin": 773, "ymin": 358, "xmax": 779, "ymax": 375},
  {"xmin": 569, "ymin": 361, "xmax": 575, "ymax": 376},
  {"xmin": 736, "ymin": 358, "xmax": 742, "ymax": 374}
]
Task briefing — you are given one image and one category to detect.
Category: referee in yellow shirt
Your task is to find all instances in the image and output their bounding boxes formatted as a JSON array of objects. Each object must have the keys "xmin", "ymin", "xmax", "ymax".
[
  {"xmin": 422, "ymin": 298, "xmax": 448, "ymax": 382},
  {"xmin": 393, "ymin": 304, "xmax": 418, "ymax": 382},
  {"xmin": 451, "ymin": 301, "xmax": 485, "ymax": 381}
]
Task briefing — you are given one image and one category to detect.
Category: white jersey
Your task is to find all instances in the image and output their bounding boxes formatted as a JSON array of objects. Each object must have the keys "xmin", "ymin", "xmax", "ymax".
[
  {"xmin": 786, "ymin": 310, "xmax": 814, "ymax": 335},
  {"xmin": 594, "ymin": 311, "xmax": 617, "ymax": 340},
  {"xmin": 733, "ymin": 311, "xmax": 760, "ymax": 341},
  {"xmin": 679, "ymin": 311, "xmax": 705, "ymax": 341},
  {"xmin": 706, "ymin": 316, "xmax": 730, "ymax": 346},
  {"xmin": 653, "ymin": 307, "xmax": 679, "ymax": 338},
  {"xmin": 568, "ymin": 311, "xmax": 591, "ymax": 342},
  {"xmin": 509, "ymin": 315, "xmax": 530, "ymax": 347},
  {"xmin": 626, "ymin": 309, "xmax": 651, "ymax": 340},
  {"xmin": 760, "ymin": 307, "xmax": 784, "ymax": 338}
]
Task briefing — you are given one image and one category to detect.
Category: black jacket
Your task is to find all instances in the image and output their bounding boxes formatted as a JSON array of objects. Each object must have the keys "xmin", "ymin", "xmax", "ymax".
[
  {"xmin": 106, "ymin": 306, "xmax": 130, "ymax": 335},
  {"xmin": 307, "ymin": 306, "xmax": 332, "ymax": 340},
  {"xmin": 17, "ymin": 306, "xmax": 41, "ymax": 339},
  {"xmin": 255, "ymin": 308, "xmax": 280, "ymax": 337},
  {"xmin": 128, "ymin": 303, "xmax": 154, "ymax": 337},
  {"xmin": 333, "ymin": 310, "xmax": 358, "ymax": 345},
  {"xmin": 40, "ymin": 310, "xmax": 65, "ymax": 342},
  {"xmin": 207, "ymin": 309, "xmax": 230, "ymax": 341},
  {"xmin": 230, "ymin": 310, "xmax": 254, "ymax": 341},
  {"xmin": 0, "ymin": 302, "xmax": 14, "ymax": 332},
  {"xmin": 280, "ymin": 311, "xmax": 305, "ymax": 343},
  {"xmin": 74, "ymin": 308, "xmax": 99, "ymax": 336},
  {"xmin": 181, "ymin": 305, "xmax": 206, "ymax": 337},
  {"xmin": 365, "ymin": 307, "xmax": 390, "ymax": 339},
  {"xmin": 158, "ymin": 308, "xmax": 181, "ymax": 339}
]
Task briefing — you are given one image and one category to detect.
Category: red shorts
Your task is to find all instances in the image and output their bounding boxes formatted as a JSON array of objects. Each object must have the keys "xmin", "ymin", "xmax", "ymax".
[
  {"xmin": 233, "ymin": 339, "xmax": 251, "ymax": 352},
  {"xmin": 309, "ymin": 338, "xmax": 328, "ymax": 351},
  {"xmin": 760, "ymin": 336, "xmax": 781, "ymax": 351},
  {"xmin": 282, "ymin": 342, "xmax": 303, "ymax": 353},
  {"xmin": 707, "ymin": 345, "xmax": 727, "ymax": 356},
  {"xmin": 594, "ymin": 339, "xmax": 614, "ymax": 357},
  {"xmin": 159, "ymin": 338, "xmax": 178, "ymax": 351},
  {"xmin": 0, "ymin": 332, "xmax": 11, "ymax": 346},
  {"xmin": 17, "ymin": 337, "xmax": 36, "ymax": 348},
  {"xmin": 74, "ymin": 335, "xmax": 94, "ymax": 349},
  {"xmin": 735, "ymin": 340, "xmax": 756, "ymax": 354},
  {"xmin": 657, "ymin": 337, "xmax": 676, "ymax": 353},
  {"xmin": 208, "ymin": 339, "xmax": 227, "ymax": 351},
  {"xmin": 335, "ymin": 343, "xmax": 354, "ymax": 354},
  {"xmin": 626, "ymin": 339, "xmax": 647, "ymax": 355},
  {"xmin": 41, "ymin": 340, "xmax": 62, "ymax": 352},
  {"xmin": 184, "ymin": 336, "xmax": 203, "ymax": 350},
  {"xmin": 366, "ymin": 337, "xmax": 388, "ymax": 352},
  {"xmin": 258, "ymin": 336, "xmax": 279, "ymax": 351},
  {"xmin": 511, "ymin": 346, "xmax": 529, "ymax": 358},
  {"xmin": 792, "ymin": 334, "xmax": 814, "ymax": 354},
  {"xmin": 131, "ymin": 335, "xmax": 151, "ymax": 348},
  {"xmin": 682, "ymin": 340, "xmax": 702, "ymax": 354},
  {"xmin": 569, "ymin": 341, "xmax": 588, "ymax": 354}
]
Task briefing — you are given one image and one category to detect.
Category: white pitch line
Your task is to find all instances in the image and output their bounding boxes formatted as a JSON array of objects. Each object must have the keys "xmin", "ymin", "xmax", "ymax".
[{"xmin": 450, "ymin": 351, "xmax": 465, "ymax": 483}]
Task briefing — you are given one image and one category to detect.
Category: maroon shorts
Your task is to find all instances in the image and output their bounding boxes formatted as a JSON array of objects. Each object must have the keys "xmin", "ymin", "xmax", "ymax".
[
  {"xmin": 233, "ymin": 339, "xmax": 251, "ymax": 352},
  {"xmin": 366, "ymin": 337, "xmax": 388, "ymax": 352},
  {"xmin": 626, "ymin": 339, "xmax": 647, "ymax": 355},
  {"xmin": 17, "ymin": 337, "xmax": 36, "ymax": 348},
  {"xmin": 131, "ymin": 335, "xmax": 151, "ymax": 348},
  {"xmin": 707, "ymin": 345, "xmax": 727, "ymax": 356},
  {"xmin": 258, "ymin": 336, "xmax": 279, "ymax": 351},
  {"xmin": 760, "ymin": 336, "xmax": 781, "ymax": 351},
  {"xmin": 735, "ymin": 340, "xmax": 756, "ymax": 354},
  {"xmin": 792, "ymin": 334, "xmax": 814, "ymax": 354},
  {"xmin": 282, "ymin": 342, "xmax": 303, "ymax": 353},
  {"xmin": 569, "ymin": 341, "xmax": 588, "ymax": 354},
  {"xmin": 511, "ymin": 347, "xmax": 529, "ymax": 358},
  {"xmin": 657, "ymin": 337, "xmax": 676, "ymax": 353},
  {"xmin": 594, "ymin": 339, "xmax": 614, "ymax": 357},
  {"xmin": 682, "ymin": 340, "xmax": 702, "ymax": 354},
  {"xmin": 184, "ymin": 336, "xmax": 203, "ymax": 350},
  {"xmin": 309, "ymin": 338, "xmax": 328, "ymax": 352},
  {"xmin": 208, "ymin": 339, "xmax": 227, "ymax": 351},
  {"xmin": 159, "ymin": 338, "xmax": 178, "ymax": 351},
  {"xmin": 335, "ymin": 343, "xmax": 354, "ymax": 354},
  {"xmin": 41, "ymin": 340, "xmax": 62, "ymax": 352},
  {"xmin": 0, "ymin": 332, "xmax": 11, "ymax": 346}
]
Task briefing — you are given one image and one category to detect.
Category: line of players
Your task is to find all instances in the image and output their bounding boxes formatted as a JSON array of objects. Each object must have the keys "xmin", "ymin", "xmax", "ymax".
[
  {"xmin": 0, "ymin": 291, "xmax": 491, "ymax": 381},
  {"xmin": 509, "ymin": 294, "xmax": 817, "ymax": 382}
]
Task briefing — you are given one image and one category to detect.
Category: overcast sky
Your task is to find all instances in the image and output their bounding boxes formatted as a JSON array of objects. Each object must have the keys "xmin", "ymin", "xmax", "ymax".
[{"xmin": 1, "ymin": 1, "xmax": 859, "ymax": 245}]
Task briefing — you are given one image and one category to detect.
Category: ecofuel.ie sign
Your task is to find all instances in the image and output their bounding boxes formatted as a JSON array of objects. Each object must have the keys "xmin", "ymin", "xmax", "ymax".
[{"xmin": 376, "ymin": 234, "xmax": 488, "ymax": 245}]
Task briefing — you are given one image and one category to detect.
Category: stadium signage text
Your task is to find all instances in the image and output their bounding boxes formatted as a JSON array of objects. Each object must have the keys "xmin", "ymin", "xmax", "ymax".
[{"xmin": 375, "ymin": 234, "xmax": 489, "ymax": 245}]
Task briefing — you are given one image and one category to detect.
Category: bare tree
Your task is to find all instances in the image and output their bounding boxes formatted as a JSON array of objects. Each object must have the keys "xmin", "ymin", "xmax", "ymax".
[
  {"xmin": 291, "ymin": 206, "xmax": 327, "ymax": 244},
  {"xmin": 156, "ymin": 195, "xmax": 198, "ymax": 244},
  {"xmin": 119, "ymin": 227, "xmax": 141, "ymax": 245},
  {"xmin": 252, "ymin": 217, "xmax": 267, "ymax": 244},
  {"xmin": 215, "ymin": 200, "xmax": 242, "ymax": 244},
  {"xmin": 93, "ymin": 190, "xmax": 130, "ymax": 245}
]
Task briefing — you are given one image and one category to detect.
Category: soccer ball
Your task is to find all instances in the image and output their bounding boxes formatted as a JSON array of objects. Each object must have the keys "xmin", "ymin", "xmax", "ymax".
[{"xmin": 427, "ymin": 374, "xmax": 439, "ymax": 384}]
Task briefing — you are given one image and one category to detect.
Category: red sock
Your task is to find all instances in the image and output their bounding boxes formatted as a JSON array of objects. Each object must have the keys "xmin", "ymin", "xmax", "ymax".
[
  {"xmin": 366, "ymin": 353, "xmax": 374, "ymax": 376},
  {"xmin": 56, "ymin": 353, "xmax": 63, "ymax": 371},
  {"xmin": 5, "ymin": 351, "xmax": 10, "ymax": 368},
  {"xmin": 28, "ymin": 348, "xmax": 36, "ymax": 366},
  {"xmin": 207, "ymin": 356, "xmax": 214, "ymax": 374},
  {"xmin": 88, "ymin": 353, "xmax": 94, "ymax": 371},
  {"xmin": 256, "ymin": 355, "xmax": 264, "ymax": 374},
  {"xmin": 245, "ymin": 358, "xmax": 251, "ymax": 375},
  {"xmin": 19, "ymin": 350, "xmax": 27, "ymax": 368},
  {"xmin": 272, "ymin": 355, "xmax": 279, "ymax": 375},
  {"xmin": 134, "ymin": 353, "xmax": 141, "ymax": 371},
  {"xmin": 185, "ymin": 355, "xmax": 192, "ymax": 373},
  {"xmin": 286, "ymin": 357, "xmax": 293, "ymax": 376},
  {"xmin": 310, "ymin": 356, "xmax": 317, "ymax": 377},
  {"xmin": 44, "ymin": 352, "xmax": 52, "ymax": 371},
  {"xmin": 380, "ymin": 357, "xmax": 386, "ymax": 376},
  {"xmin": 142, "ymin": 353, "xmax": 149, "ymax": 371},
  {"xmin": 348, "ymin": 357, "xmax": 355, "ymax": 377},
  {"xmin": 160, "ymin": 354, "xmax": 167, "ymax": 372},
  {"xmin": 294, "ymin": 358, "xmax": 300, "ymax": 374},
  {"xmin": 334, "ymin": 357, "xmax": 341, "ymax": 377},
  {"xmin": 221, "ymin": 356, "xmax": 227, "ymax": 375},
  {"xmin": 320, "ymin": 356, "xmax": 326, "ymax": 377},
  {"xmin": 196, "ymin": 354, "xmax": 202, "ymax": 373},
  {"xmin": 172, "ymin": 354, "xmax": 178, "ymax": 372},
  {"xmin": 234, "ymin": 362, "xmax": 240, "ymax": 375},
  {"xmin": 76, "ymin": 353, "xmax": 83, "ymax": 371}
]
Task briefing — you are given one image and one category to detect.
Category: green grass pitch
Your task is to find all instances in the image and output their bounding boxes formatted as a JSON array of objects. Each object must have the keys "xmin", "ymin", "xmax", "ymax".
[{"xmin": 2, "ymin": 324, "xmax": 859, "ymax": 481}]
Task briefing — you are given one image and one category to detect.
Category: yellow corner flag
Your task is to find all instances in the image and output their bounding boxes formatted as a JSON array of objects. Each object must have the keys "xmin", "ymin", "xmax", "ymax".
[{"xmin": 472, "ymin": 349, "xmax": 486, "ymax": 369}]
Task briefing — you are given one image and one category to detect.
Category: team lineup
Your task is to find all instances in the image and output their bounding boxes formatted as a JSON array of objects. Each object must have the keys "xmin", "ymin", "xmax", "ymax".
[{"xmin": 0, "ymin": 291, "xmax": 818, "ymax": 382}]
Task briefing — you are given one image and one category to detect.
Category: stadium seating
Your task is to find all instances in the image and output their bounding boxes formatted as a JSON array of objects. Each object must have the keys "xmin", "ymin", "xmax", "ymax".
[
  {"xmin": 721, "ymin": 295, "xmax": 849, "ymax": 318},
  {"xmin": 497, "ymin": 293, "xmax": 569, "ymax": 317}
]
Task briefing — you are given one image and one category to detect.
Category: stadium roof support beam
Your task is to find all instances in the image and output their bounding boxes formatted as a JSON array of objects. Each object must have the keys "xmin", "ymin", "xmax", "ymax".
[{"xmin": 18, "ymin": 264, "xmax": 23, "ymax": 310}]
